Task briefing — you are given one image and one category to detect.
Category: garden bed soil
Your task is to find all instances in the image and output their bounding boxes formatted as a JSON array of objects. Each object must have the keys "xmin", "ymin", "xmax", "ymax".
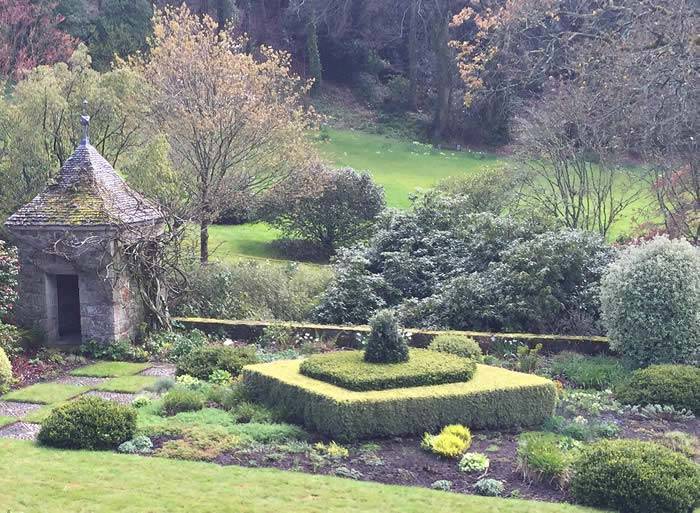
[
  {"xmin": 146, "ymin": 411, "xmax": 699, "ymax": 505},
  {"xmin": 9, "ymin": 355, "xmax": 91, "ymax": 389}
]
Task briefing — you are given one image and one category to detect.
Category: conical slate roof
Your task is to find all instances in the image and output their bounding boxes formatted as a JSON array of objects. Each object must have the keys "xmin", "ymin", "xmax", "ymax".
[{"xmin": 4, "ymin": 142, "xmax": 162, "ymax": 228}]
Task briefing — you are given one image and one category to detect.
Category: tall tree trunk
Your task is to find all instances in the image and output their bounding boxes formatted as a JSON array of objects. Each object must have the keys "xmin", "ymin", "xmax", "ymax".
[
  {"xmin": 200, "ymin": 219, "xmax": 210, "ymax": 263},
  {"xmin": 407, "ymin": 0, "xmax": 419, "ymax": 111},
  {"xmin": 307, "ymin": 13, "xmax": 322, "ymax": 94},
  {"xmin": 431, "ymin": 12, "xmax": 452, "ymax": 141}
]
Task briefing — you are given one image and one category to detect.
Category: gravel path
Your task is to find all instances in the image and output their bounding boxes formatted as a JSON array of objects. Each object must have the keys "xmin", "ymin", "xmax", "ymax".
[
  {"xmin": 140, "ymin": 363, "xmax": 176, "ymax": 377},
  {"xmin": 51, "ymin": 376, "xmax": 109, "ymax": 387},
  {"xmin": 83, "ymin": 390, "xmax": 137, "ymax": 405},
  {"xmin": 0, "ymin": 401, "xmax": 42, "ymax": 418},
  {"xmin": 0, "ymin": 422, "xmax": 41, "ymax": 440}
]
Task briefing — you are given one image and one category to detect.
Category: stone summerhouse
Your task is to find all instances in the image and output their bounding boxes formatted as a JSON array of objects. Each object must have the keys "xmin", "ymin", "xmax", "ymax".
[{"xmin": 3, "ymin": 111, "xmax": 163, "ymax": 346}]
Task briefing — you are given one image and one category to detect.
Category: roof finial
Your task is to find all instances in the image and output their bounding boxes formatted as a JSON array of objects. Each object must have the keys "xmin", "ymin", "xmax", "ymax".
[{"xmin": 80, "ymin": 98, "xmax": 90, "ymax": 145}]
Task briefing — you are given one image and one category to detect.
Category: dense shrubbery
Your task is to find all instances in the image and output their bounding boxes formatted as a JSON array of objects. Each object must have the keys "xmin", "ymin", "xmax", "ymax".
[
  {"xmin": 0, "ymin": 240, "xmax": 18, "ymax": 321},
  {"xmin": 38, "ymin": 397, "xmax": 136, "ymax": 450},
  {"xmin": 260, "ymin": 165, "xmax": 385, "ymax": 257},
  {"xmin": 0, "ymin": 347, "xmax": 12, "ymax": 394},
  {"xmin": 364, "ymin": 309, "xmax": 409, "ymax": 364},
  {"xmin": 571, "ymin": 440, "xmax": 700, "ymax": 513},
  {"xmin": 549, "ymin": 352, "xmax": 629, "ymax": 390},
  {"xmin": 600, "ymin": 236, "xmax": 700, "ymax": 367},
  {"xmin": 172, "ymin": 260, "xmax": 332, "ymax": 322},
  {"xmin": 614, "ymin": 365, "xmax": 700, "ymax": 414},
  {"xmin": 0, "ymin": 322, "xmax": 23, "ymax": 359},
  {"xmin": 144, "ymin": 329, "xmax": 208, "ymax": 362},
  {"xmin": 299, "ymin": 349, "xmax": 476, "ymax": 391},
  {"xmin": 428, "ymin": 334, "xmax": 483, "ymax": 361},
  {"xmin": 176, "ymin": 345, "xmax": 259, "ymax": 381},
  {"xmin": 315, "ymin": 194, "xmax": 613, "ymax": 334}
]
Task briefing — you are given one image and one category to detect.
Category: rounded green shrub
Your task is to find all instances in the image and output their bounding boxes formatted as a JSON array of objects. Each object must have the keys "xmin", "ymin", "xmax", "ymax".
[
  {"xmin": 428, "ymin": 334, "xmax": 483, "ymax": 361},
  {"xmin": 176, "ymin": 345, "xmax": 258, "ymax": 380},
  {"xmin": 614, "ymin": 364, "xmax": 700, "ymax": 414},
  {"xmin": 571, "ymin": 439, "xmax": 700, "ymax": 513},
  {"xmin": 0, "ymin": 346, "xmax": 12, "ymax": 394},
  {"xmin": 600, "ymin": 237, "xmax": 700, "ymax": 367},
  {"xmin": 37, "ymin": 397, "xmax": 136, "ymax": 450},
  {"xmin": 364, "ymin": 309, "xmax": 409, "ymax": 364},
  {"xmin": 162, "ymin": 388, "xmax": 205, "ymax": 416}
]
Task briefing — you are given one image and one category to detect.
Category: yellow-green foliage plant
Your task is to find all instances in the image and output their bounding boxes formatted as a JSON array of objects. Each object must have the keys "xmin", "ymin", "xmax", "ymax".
[
  {"xmin": 243, "ymin": 360, "xmax": 556, "ymax": 440},
  {"xmin": 0, "ymin": 347, "xmax": 12, "ymax": 394},
  {"xmin": 422, "ymin": 424, "xmax": 472, "ymax": 458}
]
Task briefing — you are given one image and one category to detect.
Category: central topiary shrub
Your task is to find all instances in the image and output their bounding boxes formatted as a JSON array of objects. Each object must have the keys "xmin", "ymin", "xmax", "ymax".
[
  {"xmin": 300, "ymin": 349, "xmax": 476, "ymax": 391},
  {"xmin": 571, "ymin": 439, "xmax": 700, "ymax": 513},
  {"xmin": 38, "ymin": 396, "xmax": 136, "ymax": 450},
  {"xmin": 364, "ymin": 309, "xmax": 409, "ymax": 364}
]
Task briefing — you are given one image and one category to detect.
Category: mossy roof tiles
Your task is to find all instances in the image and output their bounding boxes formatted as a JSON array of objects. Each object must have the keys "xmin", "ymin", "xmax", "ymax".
[{"xmin": 4, "ymin": 143, "xmax": 162, "ymax": 228}]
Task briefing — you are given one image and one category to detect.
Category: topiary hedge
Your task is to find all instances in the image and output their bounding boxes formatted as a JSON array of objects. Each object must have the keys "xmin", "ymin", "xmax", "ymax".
[
  {"xmin": 571, "ymin": 439, "xmax": 700, "ymax": 513},
  {"xmin": 428, "ymin": 334, "xmax": 483, "ymax": 361},
  {"xmin": 614, "ymin": 364, "xmax": 700, "ymax": 414},
  {"xmin": 176, "ymin": 345, "xmax": 258, "ymax": 381},
  {"xmin": 243, "ymin": 360, "xmax": 556, "ymax": 440},
  {"xmin": 0, "ymin": 346, "xmax": 12, "ymax": 394},
  {"xmin": 299, "ymin": 349, "xmax": 476, "ymax": 391},
  {"xmin": 37, "ymin": 396, "xmax": 137, "ymax": 450}
]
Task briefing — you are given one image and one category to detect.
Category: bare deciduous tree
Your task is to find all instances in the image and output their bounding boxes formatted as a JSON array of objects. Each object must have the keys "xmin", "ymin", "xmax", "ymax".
[{"xmin": 128, "ymin": 5, "xmax": 319, "ymax": 262}]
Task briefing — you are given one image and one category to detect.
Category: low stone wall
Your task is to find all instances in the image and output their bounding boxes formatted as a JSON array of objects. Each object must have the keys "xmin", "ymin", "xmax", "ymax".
[{"xmin": 173, "ymin": 317, "xmax": 611, "ymax": 355}]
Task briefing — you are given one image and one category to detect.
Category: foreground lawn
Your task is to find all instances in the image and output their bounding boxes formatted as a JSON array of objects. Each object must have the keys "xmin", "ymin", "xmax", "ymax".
[{"xmin": 0, "ymin": 440, "xmax": 603, "ymax": 513}]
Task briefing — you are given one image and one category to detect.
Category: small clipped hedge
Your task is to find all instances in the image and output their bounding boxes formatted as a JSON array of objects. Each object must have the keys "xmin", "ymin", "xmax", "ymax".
[
  {"xmin": 0, "ymin": 347, "xmax": 12, "ymax": 394},
  {"xmin": 299, "ymin": 349, "xmax": 476, "ymax": 391},
  {"xmin": 428, "ymin": 334, "xmax": 483, "ymax": 361},
  {"xmin": 571, "ymin": 439, "xmax": 700, "ymax": 513},
  {"xmin": 243, "ymin": 360, "xmax": 556, "ymax": 440},
  {"xmin": 37, "ymin": 396, "xmax": 136, "ymax": 450},
  {"xmin": 614, "ymin": 364, "xmax": 700, "ymax": 414},
  {"xmin": 176, "ymin": 345, "xmax": 258, "ymax": 381}
]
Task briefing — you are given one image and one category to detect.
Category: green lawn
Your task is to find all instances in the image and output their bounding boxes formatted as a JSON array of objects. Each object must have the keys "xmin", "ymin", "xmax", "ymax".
[
  {"xmin": 95, "ymin": 375, "xmax": 159, "ymax": 393},
  {"xmin": 0, "ymin": 440, "xmax": 604, "ymax": 513},
  {"xmin": 2, "ymin": 383, "xmax": 87, "ymax": 404},
  {"xmin": 209, "ymin": 128, "xmax": 652, "ymax": 263},
  {"xmin": 209, "ymin": 129, "xmax": 505, "ymax": 263},
  {"xmin": 71, "ymin": 362, "xmax": 150, "ymax": 378}
]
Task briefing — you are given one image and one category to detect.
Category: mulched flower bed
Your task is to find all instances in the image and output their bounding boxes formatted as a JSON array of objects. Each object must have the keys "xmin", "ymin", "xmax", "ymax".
[
  {"xmin": 145, "ymin": 412, "xmax": 699, "ymax": 504},
  {"xmin": 9, "ymin": 355, "xmax": 90, "ymax": 389}
]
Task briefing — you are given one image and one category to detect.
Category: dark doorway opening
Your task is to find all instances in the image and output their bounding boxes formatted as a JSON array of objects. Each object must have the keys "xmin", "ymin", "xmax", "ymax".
[{"xmin": 57, "ymin": 274, "xmax": 81, "ymax": 337}]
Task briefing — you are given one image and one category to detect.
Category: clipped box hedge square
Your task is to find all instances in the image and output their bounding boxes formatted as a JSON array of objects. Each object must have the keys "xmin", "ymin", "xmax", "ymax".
[
  {"xmin": 299, "ymin": 349, "xmax": 476, "ymax": 391},
  {"xmin": 243, "ymin": 360, "xmax": 557, "ymax": 440}
]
